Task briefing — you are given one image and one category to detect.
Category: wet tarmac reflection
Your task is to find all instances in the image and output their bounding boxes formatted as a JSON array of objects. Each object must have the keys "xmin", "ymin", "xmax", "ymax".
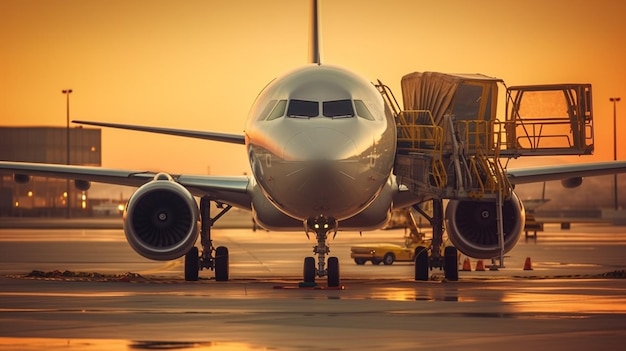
[
  {"xmin": 0, "ymin": 338, "xmax": 261, "ymax": 351},
  {"xmin": 1, "ymin": 224, "xmax": 626, "ymax": 350},
  {"xmin": 369, "ymin": 286, "xmax": 462, "ymax": 302}
]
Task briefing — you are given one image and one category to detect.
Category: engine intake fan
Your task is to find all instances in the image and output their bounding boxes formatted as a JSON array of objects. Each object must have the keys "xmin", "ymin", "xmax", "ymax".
[
  {"xmin": 445, "ymin": 191, "xmax": 525, "ymax": 259},
  {"xmin": 123, "ymin": 174, "xmax": 199, "ymax": 261}
]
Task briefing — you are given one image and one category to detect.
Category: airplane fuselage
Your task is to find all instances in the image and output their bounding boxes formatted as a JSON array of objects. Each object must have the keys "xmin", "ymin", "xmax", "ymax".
[{"xmin": 244, "ymin": 65, "xmax": 396, "ymax": 225}]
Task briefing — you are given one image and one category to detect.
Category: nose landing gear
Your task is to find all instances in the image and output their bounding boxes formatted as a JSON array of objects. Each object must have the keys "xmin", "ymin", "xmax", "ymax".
[{"xmin": 303, "ymin": 215, "xmax": 340, "ymax": 287}]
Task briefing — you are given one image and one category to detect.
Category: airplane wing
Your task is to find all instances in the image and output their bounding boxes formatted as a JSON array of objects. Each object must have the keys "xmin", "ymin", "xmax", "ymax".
[
  {"xmin": 1, "ymin": 119, "xmax": 248, "ymax": 203},
  {"xmin": 0, "ymin": 161, "xmax": 251, "ymax": 208},
  {"xmin": 506, "ymin": 161, "xmax": 626, "ymax": 184},
  {"xmin": 73, "ymin": 120, "xmax": 246, "ymax": 145}
]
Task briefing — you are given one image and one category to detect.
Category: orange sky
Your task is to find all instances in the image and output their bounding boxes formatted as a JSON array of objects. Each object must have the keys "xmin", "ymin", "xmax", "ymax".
[{"xmin": 1, "ymin": 0, "xmax": 625, "ymax": 178}]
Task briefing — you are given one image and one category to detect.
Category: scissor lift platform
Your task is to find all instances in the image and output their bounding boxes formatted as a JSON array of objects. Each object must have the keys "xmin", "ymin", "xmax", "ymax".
[
  {"xmin": 378, "ymin": 72, "xmax": 595, "ymax": 201},
  {"xmin": 501, "ymin": 83, "xmax": 593, "ymax": 157}
]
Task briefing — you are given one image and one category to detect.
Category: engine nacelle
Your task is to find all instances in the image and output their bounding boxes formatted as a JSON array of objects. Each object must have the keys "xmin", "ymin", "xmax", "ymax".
[
  {"xmin": 74, "ymin": 179, "xmax": 91, "ymax": 191},
  {"xmin": 561, "ymin": 177, "xmax": 583, "ymax": 188},
  {"xmin": 123, "ymin": 174, "xmax": 199, "ymax": 261},
  {"xmin": 14, "ymin": 174, "xmax": 30, "ymax": 184},
  {"xmin": 445, "ymin": 191, "xmax": 525, "ymax": 259}
]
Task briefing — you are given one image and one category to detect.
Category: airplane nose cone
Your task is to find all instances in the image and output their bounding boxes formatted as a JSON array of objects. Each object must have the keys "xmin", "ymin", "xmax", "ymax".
[{"xmin": 283, "ymin": 127, "xmax": 357, "ymax": 161}]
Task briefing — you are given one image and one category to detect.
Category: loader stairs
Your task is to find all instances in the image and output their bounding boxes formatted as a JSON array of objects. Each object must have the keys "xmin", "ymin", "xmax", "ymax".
[{"xmin": 377, "ymin": 72, "xmax": 594, "ymax": 203}]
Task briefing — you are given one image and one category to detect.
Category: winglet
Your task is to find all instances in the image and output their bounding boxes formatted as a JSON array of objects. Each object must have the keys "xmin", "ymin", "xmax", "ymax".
[{"xmin": 309, "ymin": 0, "xmax": 321, "ymax": 65}]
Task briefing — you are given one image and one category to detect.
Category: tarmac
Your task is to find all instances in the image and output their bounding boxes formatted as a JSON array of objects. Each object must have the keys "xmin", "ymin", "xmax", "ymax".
[
  {"xmin": 0, "ymin": 208, "xmax": 253, "ymax": 230},
  {"xmin": 0, "ymin": 217, "xmax": 625, "ymax": 350}
]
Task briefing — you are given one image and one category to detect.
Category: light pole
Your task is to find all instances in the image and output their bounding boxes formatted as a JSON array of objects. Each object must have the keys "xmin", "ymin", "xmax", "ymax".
[
  {"xmin": 610, "ymin": 97, "xmax": 621, "ymax": 211},
  {"xmin": 62, "ymin": 89, "xmax": 72, "ymax": 218}
]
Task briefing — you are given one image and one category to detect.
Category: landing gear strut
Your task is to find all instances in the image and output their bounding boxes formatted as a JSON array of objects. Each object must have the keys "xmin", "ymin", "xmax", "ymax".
[
  {"xmin": 184, "ymin": 195, "xmax": 230, "ymax": 281},
  {"xmin": 303, "ymin": 215, "xmax": 340, "ymax": 287},
  {"xmin": 412, "ymin": 199, "xmax": 458, "ymax": 281}
]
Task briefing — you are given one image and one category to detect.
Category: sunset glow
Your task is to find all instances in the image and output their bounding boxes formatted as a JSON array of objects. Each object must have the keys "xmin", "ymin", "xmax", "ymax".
[{"xmin": 1, "ymin": 0, "xmax": 624, "ymax": 176}]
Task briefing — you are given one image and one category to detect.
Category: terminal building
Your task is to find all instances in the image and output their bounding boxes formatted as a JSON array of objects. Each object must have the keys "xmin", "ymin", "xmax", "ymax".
[{"xmin": 0, "ymin": 126, "xmax": 101, "ymax": 217}]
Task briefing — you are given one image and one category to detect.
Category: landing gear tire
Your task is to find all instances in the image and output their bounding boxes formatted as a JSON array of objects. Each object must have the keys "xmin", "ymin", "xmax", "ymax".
[
  {"xmin": 354, "ymin": 258, "xmax": 366, "ymax": 265},
  {"xmin": 196, "ymin": 196, "xmax": 232, "ymax": 282},
  {"xmin": 383, "ymin": 253, "xmax": 395, "ymax": 265},
  {"xmin": 215, "ymin": 246, "xmax": 229, "ymax": 281},
  {"xmin": 414, "ymin": 246, "xmax": 429, "ymax": 281},
  {"xmin": 443, "ymin": 246, "xmax": 459, "ymax": 281},
  {"xmin": 327, "ymin": 256, "xmax": 340, "ymax": 287},
  {"xmin": 303, "ymin": 257, "xmax": 316, "ymax": 283},
  {"xmin": 184, "ymin": 247, "xmax": 199, "ymax": 281}
]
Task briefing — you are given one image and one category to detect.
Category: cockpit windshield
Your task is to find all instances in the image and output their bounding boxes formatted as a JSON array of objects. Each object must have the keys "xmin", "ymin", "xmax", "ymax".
[
  {"xmin": 323, "ymin": 100, "xmax": 354, "ymax": 118},
  {"xmin": 286, "ymin": 99, "xmax": 357, "ymax": 119},
  {"xmin": 287, "ymin": 100, "xmax": 319, "ymax": 118}
]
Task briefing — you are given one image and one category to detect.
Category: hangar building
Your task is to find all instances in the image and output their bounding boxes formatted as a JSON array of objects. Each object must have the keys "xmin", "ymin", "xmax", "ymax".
[{"xmin": 0, "ymin": 126, "xmax": 101, "ymax": 217}]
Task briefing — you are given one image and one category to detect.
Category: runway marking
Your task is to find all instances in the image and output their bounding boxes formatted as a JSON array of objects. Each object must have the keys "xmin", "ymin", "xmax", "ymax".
[{"xmin": 222, "ymin": 237, "xmax": 274, "ymax": 273}]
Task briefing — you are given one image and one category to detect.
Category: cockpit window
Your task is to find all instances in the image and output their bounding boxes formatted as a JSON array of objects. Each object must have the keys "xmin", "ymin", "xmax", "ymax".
[
  {"xmin": 287, "ymin": 99, "xmax": 319, "ymax": 118},
  {"xmin": 258, "ymin": 100, "xmax": 277, "ymax": 120},
  {"xmin": 354, "ymin": 100, "xmax": 375, "ymax": 120},
  {"xmin": 267, "ymin": 100, "xmax": 287, "ymax": 120},
  {"xmin": 323, "ymin": 99, "xmax": 354, "ymax": 118}
]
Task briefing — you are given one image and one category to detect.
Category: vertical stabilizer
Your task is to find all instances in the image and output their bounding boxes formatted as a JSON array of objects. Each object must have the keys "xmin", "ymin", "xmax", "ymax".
[{"xmin": 309, "ymin": 0, "xmax": 321, "ymax": 64}]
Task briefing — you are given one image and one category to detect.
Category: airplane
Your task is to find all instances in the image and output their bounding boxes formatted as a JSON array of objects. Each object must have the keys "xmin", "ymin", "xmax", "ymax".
[{"xmin": 2, "ymin": 0, "xmax": 626, "ymax": 287}]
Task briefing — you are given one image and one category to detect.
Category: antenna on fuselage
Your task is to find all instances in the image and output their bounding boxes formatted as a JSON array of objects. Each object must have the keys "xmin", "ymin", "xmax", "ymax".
[{"xmin": 309, "ymin": 0, "xmax": 322, "ymax": 65}]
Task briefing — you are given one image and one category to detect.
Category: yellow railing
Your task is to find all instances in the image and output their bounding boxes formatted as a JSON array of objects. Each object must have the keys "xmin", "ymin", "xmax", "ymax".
[
  {"xmin": 454, "ymin": 120, "xmax": 500, "ymax": 156},
  {"xmin": 396, "ymin": 110, "xmax": 444, "ymax": 156},
  {"xmin": 396, "ymin": 110, "xmax": 447, "ymax": 189},
  {"xmin": 467, "ymin": 156, "xmax": 487, "ymax": 198},
  {"xmin": 453, "ymin": 120, "xmax": 511, "ymax": 199},
  {"xmin": 466, "ymin": 146, "xmax": 511, "ymax": 199},
  {"xmin": 430, "ymin": 158, "xmax": 447, "ymax": 189},
  {"xmin": 395, "ymin": 111, "xmax": 512, "ymax": 196}
]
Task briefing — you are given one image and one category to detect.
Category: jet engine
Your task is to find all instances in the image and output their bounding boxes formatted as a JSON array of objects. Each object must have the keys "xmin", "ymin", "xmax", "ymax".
[
  {"xmin": 123, "ymin": 173, "xmax": 199, "ymax": 261},
  {"xmin": 445, "ymin": 191, "xmax": 525, "ymax": 259},
  {"xmin": 561, "ymin": 177, "xmax": 583, "ymax": 188}
]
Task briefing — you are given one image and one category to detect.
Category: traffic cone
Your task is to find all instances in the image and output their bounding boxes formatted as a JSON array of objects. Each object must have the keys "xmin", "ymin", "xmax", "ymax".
[
  {"xmin": 461, "ymin": 258, "xmax": 472, "ymax": 271},
  {"xmin": 523, "ymin": 257, "xmax": 533, "ymax": 270},
  {"xmin": 475, "ymin": 260, "xmax": 485, "ymax": 271}
]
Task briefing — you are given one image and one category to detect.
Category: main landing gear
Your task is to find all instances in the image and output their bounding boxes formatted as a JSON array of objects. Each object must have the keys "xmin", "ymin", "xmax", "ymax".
[
  {"xmin": 184, "ymin": 196, "xmax": 230, "ymax": 281},
  {"xmin": 412, "ymin": 199, "xmax": 458, "ymax": 281},
  {"xmin": 303, "ymin": 215, "xmax": 340, "ymax": 287}
]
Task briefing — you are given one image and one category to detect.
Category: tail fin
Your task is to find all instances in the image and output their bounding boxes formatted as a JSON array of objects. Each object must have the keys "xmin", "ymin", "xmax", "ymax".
[{"xmin": 309, "ymin": 0, "xmax": 321, "ymax": 65}]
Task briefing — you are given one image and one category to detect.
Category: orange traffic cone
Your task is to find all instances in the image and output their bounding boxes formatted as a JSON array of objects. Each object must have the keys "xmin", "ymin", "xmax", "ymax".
[
  {"xmin": 475, "ymin": 260, "xmax": 485, "ymax": 271},
  {"xmin": 523, "ymin": 257, "xmax": 533, "ymax": 270},
  {"xmin": 461, "ymin": 258, "xmax": 472, "ymax": 271}
]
